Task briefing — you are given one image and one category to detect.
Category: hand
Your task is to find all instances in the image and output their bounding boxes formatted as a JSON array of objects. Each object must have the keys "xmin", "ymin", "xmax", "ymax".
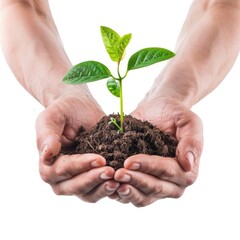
[
  {"xmin": 110, "ymin": 97, "xmax": 203, "ymax": 207},
  {"xmin": 36, "ymin": 95, "xmax": 119, "ymax": 202}
]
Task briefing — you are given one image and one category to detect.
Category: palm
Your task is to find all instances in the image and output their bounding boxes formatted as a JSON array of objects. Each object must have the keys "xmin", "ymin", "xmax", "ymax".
[
  {"xmin": 36, "ymin": 96, "xmax": 105, "ymax": 148},
  {"xmin": 132, "ymin": 97, "xmax": 185, "ymax": 135},
  {"xmin": 131, "ymin": 96, "xmax": 203, "ymax": 171}
]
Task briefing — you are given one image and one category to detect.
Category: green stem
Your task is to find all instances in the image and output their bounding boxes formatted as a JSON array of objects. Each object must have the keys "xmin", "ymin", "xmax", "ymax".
[
  {"xmin": 109, "ymin": 117, "xmax": 122, "ymax": 132},
  {"xmin": 117, "ymin": 62, "xmax": 124, "ymax": 132},
  {"xmin": 119, "ymin": 79, "xmax": 123, "ymax": 131}
]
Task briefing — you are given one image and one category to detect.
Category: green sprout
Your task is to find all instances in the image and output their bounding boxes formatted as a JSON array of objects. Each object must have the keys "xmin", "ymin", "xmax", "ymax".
[{"xmin": 63, "ymin": 26, "xmax": 175, "ymax": 132}]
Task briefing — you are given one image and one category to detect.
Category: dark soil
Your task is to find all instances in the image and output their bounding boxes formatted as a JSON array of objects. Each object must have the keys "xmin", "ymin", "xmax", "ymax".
[{"xmin": 61, "ymin": 114, "xmax": 178, "ymax": 170}]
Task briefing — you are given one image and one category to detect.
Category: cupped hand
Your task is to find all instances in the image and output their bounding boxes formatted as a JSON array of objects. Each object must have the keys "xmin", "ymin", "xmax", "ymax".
[
  {"xmin": 36, "ymin": 95, "xmax": 119, "ymax": 202},
  {"xmin": 110, "ymin": 97, "xmax": 203, "ymax": 207}
]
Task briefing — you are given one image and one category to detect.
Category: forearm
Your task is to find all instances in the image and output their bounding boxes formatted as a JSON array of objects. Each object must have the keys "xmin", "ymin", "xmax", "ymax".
[
  {"xmin": 0, "ymin": 0, "xmax": 90, "ymax": 107},
  {"xmin": 151, "ymin": 0, "xmax": 240, "ymax": 108}
]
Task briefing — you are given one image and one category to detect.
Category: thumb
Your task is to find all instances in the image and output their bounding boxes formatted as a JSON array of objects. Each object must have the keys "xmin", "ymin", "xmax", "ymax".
[
  {"xmin": 176, "ymin": 111, "xmax": 203, "ymax": 172},
  {"xmin": 35, "ymin": 109, "xmax": 65, "ymax": 165},
  {"xmin": 176, "ymin": 136, "xmax": 203, "ymax": 172}
]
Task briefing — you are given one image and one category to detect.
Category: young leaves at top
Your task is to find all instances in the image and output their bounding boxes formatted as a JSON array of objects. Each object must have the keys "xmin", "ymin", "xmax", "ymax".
[{"xmin": 101, "ymin": 26, "xmax": 132, "ymax": 62}]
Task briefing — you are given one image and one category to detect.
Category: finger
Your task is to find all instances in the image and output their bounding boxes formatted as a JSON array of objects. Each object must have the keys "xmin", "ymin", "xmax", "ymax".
[
  {"xmin": 116, "ymin": 184, "xmax": 157, "ymax": 207},
  {"xmin": 115, "ymin": 168, "xmax": 183, "ymax": 198},
  {"xmin": 39, "ymin": 153, "xmax": 106, "ymax": 184},
  {"xmin": 52, "ymin": 166, "xmax": 115, "ymax": 198},
  {"xmin": 36, "ymin": 108, "xmax": 66, "ymax": 165},
  {"xmin": 124, "ymin": 154, "xmax": 195, "ymax": 186},
  {"xmin": 82, "ymin": 180, "xmax": 120, "ymax": 203},
  {"xmin": 175, "ymin": 111, "xmax": 203, "ymax": 171},
  {"xmin": 108, "ymin": 195, "xmax": 131, "ymax": 205}
]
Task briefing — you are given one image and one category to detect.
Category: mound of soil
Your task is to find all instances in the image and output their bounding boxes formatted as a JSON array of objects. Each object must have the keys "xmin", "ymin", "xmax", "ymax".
[{"xmin": 61, "ymin": 114, "xmax": 178, "ymax": 170}]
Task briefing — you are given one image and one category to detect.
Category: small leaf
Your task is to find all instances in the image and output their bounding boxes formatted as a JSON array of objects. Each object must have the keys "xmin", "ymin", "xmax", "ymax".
[
  {"xmin": 100, "ymin": 26, "xmax": 132, "ymax": 62},
  {"xmin": 118, "ymin": 33, "xmax": 132, "ymax": 60},
  {"xmin": 100, "ymin": 26, "xmax": 121, "ymax": 62},
  {"xmin": 106, "ymin": 78, "xmax": 120, "ymax": 97},
  {"xmin": 127, "ymin": 47, "xmax": 175, "ymax": 71},
  {"xmin": 63, "ymin": 61, "xmax": 112, "ymax": 84}
]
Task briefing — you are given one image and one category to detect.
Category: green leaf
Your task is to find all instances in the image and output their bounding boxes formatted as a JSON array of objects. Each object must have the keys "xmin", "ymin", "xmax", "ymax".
[
  {"xmin": 100, "ymin": 26, "xmax": 132, "ymax": 62},
  {"xmin": 63, "ymin": 61, "xmax": 112, "ymax": 84},
  {"xmin": 100, "ymin": 26, "xmax": 121, "ymax": 62},
  {"xmin": 127, "ymin": 47, "xmax": 175, "ymax": 71},
  {"xmin": 106, "ymin": 78, "xmax": 120, "ymax": 97},
  {"xmin": 118, "ymin": 33, "xmax": 132, "ymax": 60}
]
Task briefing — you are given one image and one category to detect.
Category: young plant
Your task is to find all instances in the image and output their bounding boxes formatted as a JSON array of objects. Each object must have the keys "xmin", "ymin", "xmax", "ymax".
[{"xmin": 63, "ymin": 26, "xmax": 175, "ymax": 132}]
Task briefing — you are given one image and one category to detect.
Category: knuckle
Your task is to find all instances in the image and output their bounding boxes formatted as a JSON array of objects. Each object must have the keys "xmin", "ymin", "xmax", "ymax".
[
  {"xmin": 163, "ymin": 165, "xmax": 176, "ymax": 179},
  {"xmin": 77, "ymin": 193, "xmax": 101, "ymax": 203},
  {"xmin": 135, "ymin": 178, "xmax": 149, "ymax": 191},
  {"xmin": 173, "ymin": 188, "xmax": 185, "ymax": 199},
  {"xmin": 73, "ymin": 179, "xmax": 96, "ymax": 196},
  {"xmin": 134, "ymin": 198, "xmax": 150, "ymax": 208},
  {"xmin": 185, "ymin": 173, "xmax": 197, "ymax": 186},
  {"xmin": 186, "ymin": 177, "xmax": 194, "ymax": 186},
  {"xmin": 39, "ymin": 167, "xmax": 51, "ymax": 183},
  {"xmin": 151, "ymin": 161, "xmax": 177, "ymax": 179},
  {"xmin": 146, "ymin": 162, "xmax": 159, "ymax": 175},
  {"xmin": 52, "ymin": 185, "xmax": 64, "ymax": 195},
  {"xmin": 154, "ymin": 184, "xmax": 164, "ymax": 194},
  {"xmin": 75, "ymin": 187, "xmax": 88, "ymax": 196},
  {"xmin": 40, "ymin": 173, "xmax": 50, "ymax": 183},
  {"xmin": 55, "ymin": 163, "xmax": 66, "ymax": 178},
  {"xmin": 55, "ymin": 160, "xmax": 70, "ymax": 179}
]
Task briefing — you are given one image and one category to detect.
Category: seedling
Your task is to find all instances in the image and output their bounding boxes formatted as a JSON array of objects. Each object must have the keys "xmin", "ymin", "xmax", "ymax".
[{"xmin": 63, "ymin": 26, "xmax": 175, "ymax": 132}]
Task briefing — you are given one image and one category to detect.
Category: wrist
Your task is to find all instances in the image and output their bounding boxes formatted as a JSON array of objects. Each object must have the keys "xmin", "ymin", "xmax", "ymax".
[
  {"xmin": 148, "ymin": 59, "xmax": 202, "ymax": 108},
  {"xmin": 26, "ymin": 64, "xmax": 92, "ymax": 107},
  {"xmin": 41, "ymin": 84, "xmax": 92, "ymax": 107},
  {"xmin": 37, "ymin": 80, "xmax": 93, "ymax": 108}
]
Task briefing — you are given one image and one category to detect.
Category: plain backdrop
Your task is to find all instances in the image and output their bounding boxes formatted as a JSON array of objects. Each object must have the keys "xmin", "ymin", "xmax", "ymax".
[{"xmin": 0, "ymin": 1, "xmax": 240, "ymax": 239}]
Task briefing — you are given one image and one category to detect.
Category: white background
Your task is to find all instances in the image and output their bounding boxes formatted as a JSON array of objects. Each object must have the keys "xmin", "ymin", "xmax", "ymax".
[{"xmin": 1, "ymin": 0, "xmax": 240, "ymax": 239}]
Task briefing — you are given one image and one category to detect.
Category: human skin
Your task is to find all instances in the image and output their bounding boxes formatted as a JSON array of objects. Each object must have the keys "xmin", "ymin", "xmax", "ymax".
[
  {"xmin": 0, "ymin": 0, "xmax": 119, "ymax": 202},
  {"xmin": 1, "ymin": 0, "xmax": 240, "ymax": 206},
  {"xmin": 112, "ymin": 0, "xmax": 240, "ymax": 206}
]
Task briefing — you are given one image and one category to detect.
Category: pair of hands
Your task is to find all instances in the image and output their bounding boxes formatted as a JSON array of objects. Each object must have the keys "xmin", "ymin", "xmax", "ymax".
[{"xmin": 36, "ymin": 94, "xmax": 203, "ymax": 207}]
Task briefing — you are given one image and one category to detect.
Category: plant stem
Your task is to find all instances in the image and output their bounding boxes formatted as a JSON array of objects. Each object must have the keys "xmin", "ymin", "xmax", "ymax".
[
  {"xmin": 119, "ymin": 79, "xmax": 123, "ymax": 130},
  {"xmin": 117, "ymin": 61, "xmax": 124, "ymax": 132}
]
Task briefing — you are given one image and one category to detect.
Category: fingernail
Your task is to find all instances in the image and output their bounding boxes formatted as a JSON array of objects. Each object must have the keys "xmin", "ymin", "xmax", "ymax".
[
  {"xmin": 105, "ymin": 184, "xmax": 119, "ymax": 192},
  {"xmin": 129, "ymin": 163, "xmax": 140, "ymax": 170},
  {"xmin": 91, "ymin": 160, "xmax": 103, "ymax": 168},
  {"xmin": 186, "ymin": 151, "xmax": 195, "ymax": 168},
  {"xmin": 118, "ymin": 188, "xmax": 130, "ymax": 196},
  {"xmin": 119, "ymin": 174, "xmax": 130, "ymax": 182},
  {"xmin": 100, "ymin": 173, "xmax": 112, "ymax": 180},
  {"xmin": 41, "ymin": 144, "xmax": 49, "ymax": 158},
  {"xmin": 105, "ymin": 186, "xmax": 116, "ymax": 192}
]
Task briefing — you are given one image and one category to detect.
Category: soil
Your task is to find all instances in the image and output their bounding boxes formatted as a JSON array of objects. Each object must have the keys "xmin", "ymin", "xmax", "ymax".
[{"xmin": 61, "ymin": 114, "xmax": 178, "ymax": 170}]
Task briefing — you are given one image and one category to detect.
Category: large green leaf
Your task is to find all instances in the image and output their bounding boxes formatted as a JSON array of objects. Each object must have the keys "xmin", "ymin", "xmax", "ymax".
[
  {"xmin": 106, "ymin": 78, "xmax": 120, "ymax": 97},
  {"xmin": 127, "ymin": 47, "xmax": 175, "ymax": 71},
  {"xmin": 63, "ymin": 61, "xmax": 112, "ymax": 84},
  {"xmin": 100, "ymin": 26, "xmax": 121, "ymax": 62}
]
